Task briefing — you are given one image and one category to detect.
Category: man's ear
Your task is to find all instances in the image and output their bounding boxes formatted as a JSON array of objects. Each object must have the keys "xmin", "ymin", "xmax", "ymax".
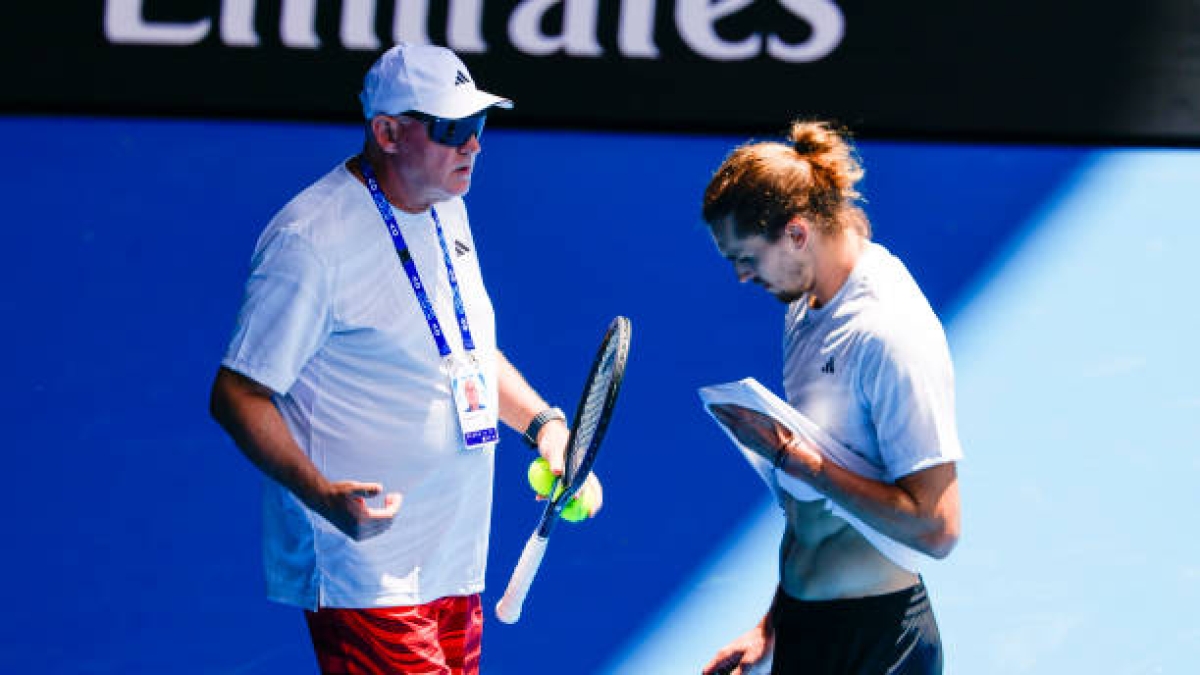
[
  {"xmin": 784, "ymin": 218, "xmax": 808, "ymax": 249},
  {"xmin": 371, "ymin": 116, "xmax": 401, "ymax": 154}
]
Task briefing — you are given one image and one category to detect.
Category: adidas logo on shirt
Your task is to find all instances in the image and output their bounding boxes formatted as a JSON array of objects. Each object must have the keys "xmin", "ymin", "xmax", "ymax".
[
  {"xmin": 821, "ymin": 357, "xmax": 835, "ymax": 374},
  {"xmin": 455, "ymin": 70, "xmax": 471, "ymax": 86},
  {"xmin": 454, "ymin": 239, "xmax": 471, "ymax": 257}
]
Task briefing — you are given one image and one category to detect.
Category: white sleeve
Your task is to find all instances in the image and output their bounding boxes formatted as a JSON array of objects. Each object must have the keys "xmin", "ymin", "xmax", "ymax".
[
  {"xmin": 858, "ymin": 324, "xmax": 963, "ymax": 481},
  {"xmin": 221, "ymin": 228, "xmax": 332, "ymax": 394}
]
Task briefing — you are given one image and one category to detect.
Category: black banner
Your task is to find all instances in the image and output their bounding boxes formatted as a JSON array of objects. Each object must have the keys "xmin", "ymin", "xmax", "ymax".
[{"xmin": 4, "ymin": 1, "xmax": 1198, "ymax": 145}]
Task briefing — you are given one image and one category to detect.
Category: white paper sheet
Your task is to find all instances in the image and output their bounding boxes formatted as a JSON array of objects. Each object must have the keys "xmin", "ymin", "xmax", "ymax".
[{"xmin": 698, "ymin": 377, "xmax": 933, "ymax": 573}]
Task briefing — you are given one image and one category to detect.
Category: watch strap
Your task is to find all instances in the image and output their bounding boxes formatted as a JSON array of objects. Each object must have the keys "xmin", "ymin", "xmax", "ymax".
[{"xmin": 523, "ymin": 406, "xmax": 566, "ymax": 448}]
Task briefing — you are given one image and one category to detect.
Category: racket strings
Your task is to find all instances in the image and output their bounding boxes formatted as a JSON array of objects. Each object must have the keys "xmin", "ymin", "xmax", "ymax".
[{"xmin": 563, "ymin": 344, "xmax": 620, "ymax": 486}]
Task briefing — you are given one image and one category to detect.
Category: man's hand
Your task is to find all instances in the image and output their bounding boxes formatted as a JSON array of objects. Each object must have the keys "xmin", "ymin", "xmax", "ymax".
[
  {"xmin": 710, "ymin": 403, "xmax": 821, "ymax": 475},
  {"xmin": 316, "ymin": 481, "xmax": 402, "ymax": 541},
  {"xmin": 573, "ymin": 472, "xmax": 604, "ymax": 517},
  {"xmin": 537, "ymin": 418, "xmax": 570, "ymax": 474},
  {"xmin": 702, "ymin": 623, "xmax": 773, "ymax": 675},
  {"xmin": 537, "ymin": 419, "xmax": 604, "ymax": 517}
]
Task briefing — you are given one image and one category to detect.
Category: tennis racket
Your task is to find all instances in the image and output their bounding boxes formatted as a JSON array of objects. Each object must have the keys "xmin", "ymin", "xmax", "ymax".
[{"xmin": 495, "ymin": 315, "xmax": 631, "ymax": 624}]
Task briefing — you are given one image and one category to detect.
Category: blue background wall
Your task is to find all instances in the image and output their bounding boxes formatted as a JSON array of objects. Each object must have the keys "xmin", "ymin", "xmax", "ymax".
[{"xmin": 3, "ymin": 116, "xmax": 1197, "ymax": 673}]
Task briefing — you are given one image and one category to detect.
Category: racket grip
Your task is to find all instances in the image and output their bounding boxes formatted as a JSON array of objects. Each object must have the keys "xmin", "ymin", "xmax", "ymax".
[{"xmin": 495, "ymin": 533, "xmax": 549, "ymax": 624}]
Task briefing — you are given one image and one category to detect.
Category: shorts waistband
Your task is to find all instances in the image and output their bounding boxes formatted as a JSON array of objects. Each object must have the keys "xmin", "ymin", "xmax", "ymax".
[{"xmin": 778, "ymin": 581, "xmax": 928, "ymax": 616}]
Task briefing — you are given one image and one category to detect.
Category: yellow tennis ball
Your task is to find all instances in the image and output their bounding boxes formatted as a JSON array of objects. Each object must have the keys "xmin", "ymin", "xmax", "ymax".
[
  {"xmin": 528, "ymin": 458, "xmax": 592, "ymax": 522},
  {"xmin": 527, "ymin": 457, "xmax": 556, "ymax": 497},
  {"xmin": 560, "ymin": 494, "xmax": 590, "ymax": 522}
]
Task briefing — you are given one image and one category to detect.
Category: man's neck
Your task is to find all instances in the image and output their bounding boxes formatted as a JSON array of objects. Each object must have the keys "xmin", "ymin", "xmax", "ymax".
[
  {"xmin": 810, "ymin": 231, "xmax": 866, "ymax": 308},
  {"xmin": 352, "ymin": 152, "xmax": 430, "ymax": 214}
]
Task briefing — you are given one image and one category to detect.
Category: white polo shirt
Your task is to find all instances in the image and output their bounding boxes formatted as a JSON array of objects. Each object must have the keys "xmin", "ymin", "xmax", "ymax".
[
  {"xmin": 782, "ymin": 241, "xmax": 962, "ymax": 483},
  {"xmin": 223, "ymin": 162, "xmax": 498, "ymax": 609}
]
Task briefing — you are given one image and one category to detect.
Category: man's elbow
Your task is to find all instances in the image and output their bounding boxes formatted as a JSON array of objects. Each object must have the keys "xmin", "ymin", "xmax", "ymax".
[
  {"xmin": 918, "ymin": 520, "xmax": 960, "ymax": 560},
  {"xmin": 209, "ymin": 367, "xmax": 246, "ymax": 429},
  {"xmin": 209, "ymin": 368, "xmax": 228, "ymax": 416}
]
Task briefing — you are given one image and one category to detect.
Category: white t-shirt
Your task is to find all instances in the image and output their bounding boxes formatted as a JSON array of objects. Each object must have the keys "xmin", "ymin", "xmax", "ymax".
[
  {"xmin": 782, "ymin": 241, "xmax": 962, "ymax": 483},
  {"xmin": 222, "ymin": 161, "xmax": 498, "ymax": 609}
]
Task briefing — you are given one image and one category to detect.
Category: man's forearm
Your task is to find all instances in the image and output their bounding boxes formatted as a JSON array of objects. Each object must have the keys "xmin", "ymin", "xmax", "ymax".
[
  {"xmin": 496, "ymin": 350, "xmax": 555, "ymax": 433},
  {"xmin": 782, "ymin": 455, "xmax": 960, "ymax": 559},
  {"xmin": 209, "ymin": 367, "xmax": 331, "ymax": 510}
]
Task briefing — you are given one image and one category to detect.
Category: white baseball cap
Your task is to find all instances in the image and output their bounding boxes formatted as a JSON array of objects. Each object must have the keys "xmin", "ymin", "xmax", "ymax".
[{"xmin": 359, "ymin": 43, "xmax": 513, "ymax": 120}]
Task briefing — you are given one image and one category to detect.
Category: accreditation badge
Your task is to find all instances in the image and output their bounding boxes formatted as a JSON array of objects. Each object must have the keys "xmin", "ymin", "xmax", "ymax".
[{"xmin": 449, "ymin": 356, "xmax": 498, "ymax": 451}]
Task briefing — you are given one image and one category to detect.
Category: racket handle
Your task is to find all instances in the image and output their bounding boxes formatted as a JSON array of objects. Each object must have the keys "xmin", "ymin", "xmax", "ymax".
[{"xmin": 495, "ymin": 532, "xmax": 549, "ymax": 624}]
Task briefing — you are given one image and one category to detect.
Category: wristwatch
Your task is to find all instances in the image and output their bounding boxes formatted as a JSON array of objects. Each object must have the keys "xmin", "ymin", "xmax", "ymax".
[{"xmin": 523, "ymin": 406, "xmax": 566, "ymax": 448}]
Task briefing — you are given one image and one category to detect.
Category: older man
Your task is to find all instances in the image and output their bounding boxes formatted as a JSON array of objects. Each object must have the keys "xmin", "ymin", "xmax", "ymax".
[{"xmin": 210, "ymin": 43, "xmax": 598, "ymax": 674}]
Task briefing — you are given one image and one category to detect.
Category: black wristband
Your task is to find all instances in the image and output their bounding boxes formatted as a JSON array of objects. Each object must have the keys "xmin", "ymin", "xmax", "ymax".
[{"xmin": 523, "ymin": 407, "xmax": 566, "ymax": 448}]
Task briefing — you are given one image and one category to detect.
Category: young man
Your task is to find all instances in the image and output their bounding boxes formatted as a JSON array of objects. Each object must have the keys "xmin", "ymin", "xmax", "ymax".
[
  {"xmin": 209, "ymin": 43, "xmax": 599, "ymax": 674},
  {"xmin": 701, "ymin": 120, "xmax": 963, "ymax": 675}
]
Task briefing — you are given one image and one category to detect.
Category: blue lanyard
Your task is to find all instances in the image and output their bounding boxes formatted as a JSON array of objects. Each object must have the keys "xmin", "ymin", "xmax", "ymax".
[{"xmin": 359, "ymin": 160, "xmax": 476, "ymax": 357}]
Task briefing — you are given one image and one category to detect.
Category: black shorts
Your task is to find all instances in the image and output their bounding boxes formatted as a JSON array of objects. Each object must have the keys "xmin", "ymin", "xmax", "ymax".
[{"xmin": 771, "ymin": 581, "xmax": 943, "ymax": 675}]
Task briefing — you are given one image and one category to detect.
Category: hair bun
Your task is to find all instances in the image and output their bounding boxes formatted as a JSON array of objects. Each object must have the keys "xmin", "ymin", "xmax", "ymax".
[
  {"xmin": 785, "ymin": 119, "xmax": 863, "ymax": 204},
  {"xmin": 791, "ymin": 136, "xmax": 819, "ymax": 156},
  {"xmin": 788, "ymin": 120, "xmax": 834, "ymax": 157}
]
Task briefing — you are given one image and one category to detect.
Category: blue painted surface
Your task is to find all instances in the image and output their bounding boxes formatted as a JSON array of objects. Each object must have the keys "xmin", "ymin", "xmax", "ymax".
[{"xmin": 5, "ymin": 116, "xmax": 1191, "ymax": 674}]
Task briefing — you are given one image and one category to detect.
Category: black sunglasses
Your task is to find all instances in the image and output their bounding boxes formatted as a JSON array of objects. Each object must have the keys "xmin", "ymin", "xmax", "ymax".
[{"xmin": 405, "ymin": 111, "xmax": 488, "ymax": 147}]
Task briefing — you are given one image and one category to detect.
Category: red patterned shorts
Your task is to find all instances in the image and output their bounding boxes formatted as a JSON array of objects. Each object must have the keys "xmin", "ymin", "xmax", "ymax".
[{"xmin": 304, "ymin": 595, "xmax": 483, "ymax": 674}]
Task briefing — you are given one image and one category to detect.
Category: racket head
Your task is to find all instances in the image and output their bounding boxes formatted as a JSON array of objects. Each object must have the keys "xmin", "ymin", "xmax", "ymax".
[{"xmin": 548, "ymin": 316, "xmax": 631, "ymax": 512}]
